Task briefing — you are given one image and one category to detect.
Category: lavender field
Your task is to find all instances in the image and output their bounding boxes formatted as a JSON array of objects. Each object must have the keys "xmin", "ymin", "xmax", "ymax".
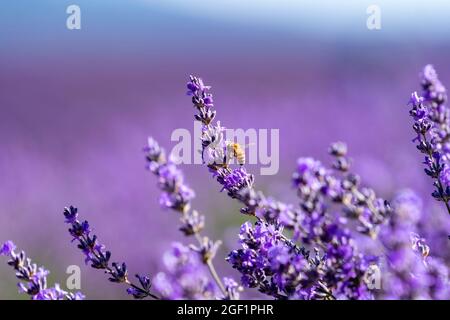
[{"xmin": 0, "ymin": 0, "xmax": 449, "ymax": 300}]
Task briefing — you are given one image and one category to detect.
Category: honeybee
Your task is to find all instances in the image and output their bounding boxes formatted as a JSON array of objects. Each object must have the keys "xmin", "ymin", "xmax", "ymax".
[{"xmin": 225, "ymin": 141, "xmax": 251, "ymax": 166}]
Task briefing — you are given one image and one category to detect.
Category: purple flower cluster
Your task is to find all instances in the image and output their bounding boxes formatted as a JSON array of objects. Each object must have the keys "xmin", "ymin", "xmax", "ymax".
[
  {"xmin": 187, "ymin": 76, "xmax": 307, "ymax": 251},
  {"xmin": 63, "ymin": 206, "xmax": 159, "ymax": 299},
  {"xmin": 152, "ymin": 242, "xmax": 218, "ymax": 299},
  {"xmin": 320, "ymin": 229, "xmax": 376, "ymax": 300},
  {"xmin": 379, "ymin": 190, "xmax": 448, "ymax": 299},
  {"xmin": 227, "ymin": 221, "xmax": 318, "ymax": 299},
  {"xmin": 421, "ymin": 65, "xmax": 450, "ymax": 159},
  {"xmin": 188, "ymin": 75, "xmax": 255, "ymax": 199},
  {"xmin": 144, "ymin": 137, "xmax": 239, "ymax": 299},
  {"xmin": 5, "ymin": 68, "xmax": 449, "ymax": 301},
  {"xmin": 292, "ymin": 143, "xmax": 391, "ymax": 241},
  {"xmin": 227, "ymin": 219, "xmax": 375, "ymax": 300},
  {"xmin": 1, "ymin": 241, "xmax": 84, "ymax": 300},
  {"xmin": 408, "ymin": 65, "xmax": 450, "ymax": 215},
  {"xmin": 187, "ymin": 76, "xmax": 388, "ymax": 300},
  {"xmin": 144, "ymin": 137, "xmax": 195, "ymax": 213}
]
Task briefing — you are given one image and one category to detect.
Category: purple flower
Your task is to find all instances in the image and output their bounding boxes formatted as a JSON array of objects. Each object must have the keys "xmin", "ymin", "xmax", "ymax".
[
  {"xmin": 187, "ymin": 76, "xmax": 381, "ymax": 300},
  {"xmin": 187, "ymin": 77, "xmax": 211, "ymax": 96},
  {"xmin": 391, "ymin": 189, "xmax": 423, "ymax": 224},
  {"xmin": 1, "ymin": 241, "xmax": 84, "ymax": 300},
  {"xmin": 153, "ymin": 242, "xmax": 218, "ymax": 300},
  {"xmin": 408, "ymin": 65, "xmax": 450, "ymax": 214},
  {"xmin": 5, "ymin": 71, "xmax": 450, "ymax": 301},
  {"xmin": 145, "ymin": 138, "xmax": 195, "ymax": 213},
  {"xmin": 63, "ymin": 205, "xmax": 78, "ymax": 224},
  {"xmin": 221, "ymin": 167, "xmax": 254, "ymax": 193},
  {"xmin": 421, "ymin": 64, "xmax": 447, "ymax": 105},
  {"xmin": 32, "ymin": 284, "xmax": 72, "ymax": 300},
  {"xmin": 424, "ymin": 257, "xmax": 449, "ymax": 300},
  {"xmin": 440, "ymin": 165, "xmax": 450, "ymax": 187},
  {"xmin": 291, "ymin": 144, "xmax": 391, "ymax": 240},
  {"xmin": 159, "ymin": 185, "xmax": 195, "ymax": 212},
  {"xmin": 408, "ymin": 91, "xmax": 424, "ymax": 107},
  {"xmin": 292, "ymin": 157, "xmax": 329, "ymax": 220},
  {"xmin": 227, "ymin": 221, "xmax": 321, "ymax": 299},
  {"xmin": 186, "ymin": 76, "xmax": 308, "ymax": 253},
  {"xmin": 321, "ymin": 232, "xmax": 374, "ymax": 300},
  {"xmin": 0, "ymin": 240, "xmax": 16, "ymax": 256},
  {"xmin": 183, "ymin": 75, "xmax": 437, "ymax": 301},
  {"xmin": 144, "ymin": 137, "xmax": 166, "ymax": 171},
  {"xmin": 290, "ymin": 145, "xmax": 386, "ymax": 299},
  {"xmin": 126, "ymin": 274, "xmax": 154, "ymax": 299},
  {"xmin": 223, "ymin": 277, "xmax": 242, "ymax": 300},
  {"xmin": 63, "ymin": 206, "xmax": 158, "ymax": 299},
  {"xmin": 179, "ymin": 209, "xmax": 205, "ymax": 236},
  {"xmin": 68, "ymin": 220, "xmax": 91, "ymax": 241},
  {"xmin": 379, "ymin": 190, "xmax": 449, "ymax": 299},
  {"xmin": 67, "ymin": 291, "xmax": 86, "ymax": 300},
  {"xmin": 187, "ymin": 75, "xmax": 214, "ymax": 109},
  {"xmin": 268, "ymin": 245, "xmax": 312, "ymax": 294}
]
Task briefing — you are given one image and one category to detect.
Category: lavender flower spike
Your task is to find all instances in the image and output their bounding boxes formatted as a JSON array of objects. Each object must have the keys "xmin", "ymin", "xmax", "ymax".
[
  {"xmin": 144, "ymin": 137, "xmax": 238, "ymax": 299},
  {"xmin": 327, "ymin": 142, "xmax": 391, "ymax": 237},
  {"xmin": 186, "ymin": 75, "xmax": 307, "ymax": 250},
  {"xmin": 227, "ymin": 221, "xmax": 320, "ymax": 299},
  {"xmin": 1, "ymin": 240, "xmax": 85, "ymax": 300},
  {"xmin": 187, "ymin": 75, "xmax": 385, "ymax": 300},
  {"xmin": 63, "ymin": 206, "xmax": 159, "ymax": 299},
  {"xmin": 408, "ymin": 65, "xmax": 450, "ymax": 215}
]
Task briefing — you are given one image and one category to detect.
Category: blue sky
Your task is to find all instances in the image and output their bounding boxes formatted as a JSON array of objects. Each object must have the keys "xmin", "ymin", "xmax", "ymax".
[{"xmin": 0, "ymin": 0, "xmax": 449, "ymax": 62}]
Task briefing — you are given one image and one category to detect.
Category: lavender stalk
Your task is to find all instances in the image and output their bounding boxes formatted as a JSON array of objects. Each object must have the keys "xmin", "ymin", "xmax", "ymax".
[
  {"xmin": 408, "ymin": 65, "xmax": 450, "ymax": 215},
  {"xmin": 292, "ymin": 142, "xmax": 391, "ymax": 240},
  {"xmin": 186, "ymin": 75, "xmax": 310, "ymax": 250},
  {"xmin": 144, "ymin": 137, "xmax": 239, "ymax": 299},
  {"xmin": 1, "ymin": 240, "xmax": 85, "ymax": 300},
  {"xmin": 291, "ymin": 155, "xmax": 379, "ymax": 299},
  {"xmin": 62, "ymin": 206, "xmax": 159, "ymax": 299}
]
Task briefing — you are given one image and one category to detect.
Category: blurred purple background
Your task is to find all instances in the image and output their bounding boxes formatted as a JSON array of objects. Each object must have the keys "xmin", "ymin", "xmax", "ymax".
[{"xmin": 1, "ymin": 0, "xmax": 449, "ymax": 298}]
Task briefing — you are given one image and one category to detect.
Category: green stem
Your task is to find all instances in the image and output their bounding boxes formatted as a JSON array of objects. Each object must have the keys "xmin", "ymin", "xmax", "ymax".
[{"xmin": 194, "ymin": 232, "xmax": 228, "ymax": 298}]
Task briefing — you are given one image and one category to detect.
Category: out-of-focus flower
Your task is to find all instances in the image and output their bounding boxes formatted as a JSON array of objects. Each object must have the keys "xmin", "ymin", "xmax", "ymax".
[
  {"xmin": 153, "ymin": 242, "xmax": 218, "ymax": 299},
  {"xmin": 440, "ymin": 166, "xmax": 450, "ymax": 187},
  {"xmin": 223, "ymin": 277, "xmax": 243, "ymax": 300},
  {"xmin": 379, "ymin": 190, "xmax": 449, "ymax": 299},
  {"xmin": 326, "ymin": 142, "xmax": 392, "ymax": 237}
]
